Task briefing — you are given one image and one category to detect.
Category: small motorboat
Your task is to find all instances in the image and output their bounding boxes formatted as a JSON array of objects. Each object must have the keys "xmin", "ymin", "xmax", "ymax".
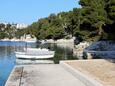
[{"xmin": 15, "ymin": 48, "xmax": 55, "ymax": 59}]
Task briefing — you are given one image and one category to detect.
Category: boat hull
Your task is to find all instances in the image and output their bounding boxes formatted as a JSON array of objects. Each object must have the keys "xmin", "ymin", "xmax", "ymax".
[
  {"xmin": 15, "ymin": 48, "xmax": 55, "ymax": 59},
  {"xmin": 16, "ymin": 54, "xmax": 54, "ymax": 59}
]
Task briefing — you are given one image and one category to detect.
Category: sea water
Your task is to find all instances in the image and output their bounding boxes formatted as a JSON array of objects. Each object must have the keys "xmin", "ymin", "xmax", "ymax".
[{"xmin": 0, "ymin": 41, "xmax": 29, "ymax": 86}]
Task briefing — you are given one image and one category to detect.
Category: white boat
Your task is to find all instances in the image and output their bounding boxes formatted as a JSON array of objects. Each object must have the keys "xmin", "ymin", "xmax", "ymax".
[
  {"xmin": 24, "ymin": 48, "xmax": 49, "ymax": 52},
  {"xmin": 15, "ymin": 48, "xmax": 55, "ymax": 59}
]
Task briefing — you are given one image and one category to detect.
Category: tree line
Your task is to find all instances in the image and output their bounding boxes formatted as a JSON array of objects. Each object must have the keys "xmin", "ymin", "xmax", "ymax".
[
  {"xmin": 25, "ymin": 0, "xmax": 115, "ymax": 42},
  {"xmin": 0, "ymin": 0, "xmax": 115, "ymax": 42},
  {"xmin": 0, "ymin": 23, "xmax": 25, "ymax": 39}
]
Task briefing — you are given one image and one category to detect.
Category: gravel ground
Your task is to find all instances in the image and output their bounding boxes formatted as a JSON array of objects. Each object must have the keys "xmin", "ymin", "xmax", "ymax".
[{"xmin": 66, "ymin": 59, "xmax": 115, "ymax": 86}]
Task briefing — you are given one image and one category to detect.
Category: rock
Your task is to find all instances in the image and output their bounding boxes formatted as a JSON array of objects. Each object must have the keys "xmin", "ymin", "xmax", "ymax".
[{"xmin": 73, "ymin": 41, "xmax": 91, "ymax": 59}]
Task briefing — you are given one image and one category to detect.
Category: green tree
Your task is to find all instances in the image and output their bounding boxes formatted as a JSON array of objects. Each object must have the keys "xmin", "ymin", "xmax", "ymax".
[
  {"xmin": 106, "ymin": 0, "xmax": 115, "ymax": 24},
  {"xmin": 79, "ymin": 0, "xmax": 108, "ymax": 41}
]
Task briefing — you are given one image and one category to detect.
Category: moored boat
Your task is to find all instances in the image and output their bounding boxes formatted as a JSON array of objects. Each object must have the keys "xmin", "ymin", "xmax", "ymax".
[{"xmin": 15, "ymin": 48, "xmax": 55, "ymax": 59}]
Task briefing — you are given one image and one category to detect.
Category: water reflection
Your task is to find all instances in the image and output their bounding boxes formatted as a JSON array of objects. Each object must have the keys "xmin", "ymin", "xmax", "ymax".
[
  {"xmin": 0, "ymin": 46, "xmax": 15, "ymax": 86},
  {"xmin": 36, "ymin": 43, "xmax": 77, "ymax": 64},
  {"xmin": 0, "ymin": 41, "xmax": 33, "ymax": 86}
]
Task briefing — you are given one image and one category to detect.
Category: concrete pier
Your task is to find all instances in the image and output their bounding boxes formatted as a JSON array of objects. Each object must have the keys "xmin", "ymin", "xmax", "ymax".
[{"xmin": 5, "ymin": 64, "xmax": 86, "ymax": 86}]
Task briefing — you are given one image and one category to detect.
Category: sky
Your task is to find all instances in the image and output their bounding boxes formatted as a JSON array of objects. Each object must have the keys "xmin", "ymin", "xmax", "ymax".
[{"xmin": 0, "ymin": 0, "xmax": 80, "ymax": 24}]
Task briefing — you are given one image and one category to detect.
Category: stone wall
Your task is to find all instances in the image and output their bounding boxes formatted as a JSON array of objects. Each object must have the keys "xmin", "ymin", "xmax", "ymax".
[
  {"xmin": 73, "ymin": 42, "xmax": 91, "ymax": 59},
  {"xmin": 46, "ymin": 38, "xmax": 74, "ymax": 44}
]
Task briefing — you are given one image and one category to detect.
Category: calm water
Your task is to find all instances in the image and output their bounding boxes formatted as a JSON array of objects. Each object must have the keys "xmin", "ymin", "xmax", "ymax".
[
  {"xmin": 36, "ymin": 43, "xmax": 77, "ymax": 64},
  {"xmin": 0, "ymin": 41, "xmax": 77, "ymax": 86}
]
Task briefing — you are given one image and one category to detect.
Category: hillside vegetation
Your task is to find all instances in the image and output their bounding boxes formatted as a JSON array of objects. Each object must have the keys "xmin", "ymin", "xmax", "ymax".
[{"xmin": 0, "ymin": 0, "xmax": 115, "ymax": 42}]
